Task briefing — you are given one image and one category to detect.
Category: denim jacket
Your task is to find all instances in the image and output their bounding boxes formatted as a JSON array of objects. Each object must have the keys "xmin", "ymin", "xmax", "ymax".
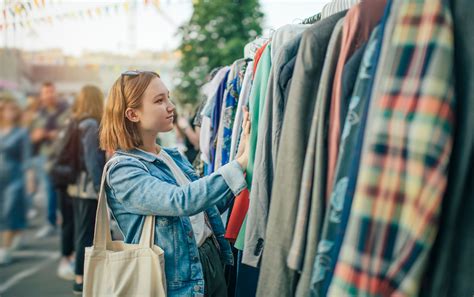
[{"xmin": 105, "ymin": 147, "xmax": 246, "ymax": 297}]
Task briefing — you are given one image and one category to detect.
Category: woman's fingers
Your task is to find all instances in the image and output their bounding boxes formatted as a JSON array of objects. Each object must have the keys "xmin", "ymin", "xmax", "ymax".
[
  {"xmin": 242, "ymin": 107, "xmax": 249, "ymax": 129},
  {"xmin": 241, "ymin": 107, "xmax": 251, "ymax": 135}
]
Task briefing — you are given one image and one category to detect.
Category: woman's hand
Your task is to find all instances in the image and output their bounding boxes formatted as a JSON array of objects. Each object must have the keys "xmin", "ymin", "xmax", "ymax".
[{"xmin": 236, "ymin": 107, "xmax": 251, "ymax": 171}]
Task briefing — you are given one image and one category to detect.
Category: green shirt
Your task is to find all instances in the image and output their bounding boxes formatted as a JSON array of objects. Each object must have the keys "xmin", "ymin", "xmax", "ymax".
[{"xmin": 236, "ymin": 44, "xmax": 272, "ymax": 250}]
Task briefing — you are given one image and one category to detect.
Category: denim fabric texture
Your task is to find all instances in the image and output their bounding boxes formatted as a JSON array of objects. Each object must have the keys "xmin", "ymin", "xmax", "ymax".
[{"xmin": 105, "ymin": 147, "xmax": 246, "ymax": 296}]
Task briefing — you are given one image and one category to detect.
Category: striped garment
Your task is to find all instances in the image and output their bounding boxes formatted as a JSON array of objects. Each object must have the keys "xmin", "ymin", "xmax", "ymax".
[
  {"xmin": 321, "ymin": 0, "xmax": 359, "ymax": 19},
  {"xmin": 327, "ymin": 0, "xmax": 455, "ymax": 296}
]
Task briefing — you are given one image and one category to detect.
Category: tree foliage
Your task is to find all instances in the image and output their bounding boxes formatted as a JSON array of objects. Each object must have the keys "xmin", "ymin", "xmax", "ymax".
[{"xmin": 175, "ymin": 0, "xmax": 264, "ymax": 105}]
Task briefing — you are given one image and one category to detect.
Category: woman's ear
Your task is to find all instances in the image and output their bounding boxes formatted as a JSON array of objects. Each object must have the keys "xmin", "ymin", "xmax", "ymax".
[{"xmin": 125, "ymin": 107, "xmax": 140, "ymax": 123}]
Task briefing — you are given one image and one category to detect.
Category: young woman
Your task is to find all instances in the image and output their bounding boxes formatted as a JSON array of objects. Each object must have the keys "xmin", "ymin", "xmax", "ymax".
[
  {"xmin": 0, "ymin": 96, "xmax": 34, "ymax": 265},
  {"xmin": 100, "ymin": 71, "xmax": 250, "ymax": 297},
  {"xmin": 66, "ymin": 85, "xmax": 106, "ymax": 294}
]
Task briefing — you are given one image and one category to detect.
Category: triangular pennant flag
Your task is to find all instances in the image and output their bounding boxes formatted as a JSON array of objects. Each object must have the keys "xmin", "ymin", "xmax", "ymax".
[
  {"xmin": 15, "ymin": 4, "xmax": 22, "ymax": 15},
  {"xmin": 20, "ymin": 3, "xmax": 28, "ymax": 16}
]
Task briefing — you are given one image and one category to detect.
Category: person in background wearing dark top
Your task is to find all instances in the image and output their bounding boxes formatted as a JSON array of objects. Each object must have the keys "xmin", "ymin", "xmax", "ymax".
[
  {"xmin": 22, "ymin": 94, "xmax": 42, "ymax": 221},
  {"xmin": 66, "ymin": 85, "xmax": 105, "ymax": 295},
  {"xmin": 30, "ymin": 82, "xmax": 74, "ymax": 280},
  {"xmin": 176, "ymin": 111, "xmax": 200, "ymax": 163},
  {"xmin": 0, "ymin": 96, "xmax": 35, "ymax": 265}
]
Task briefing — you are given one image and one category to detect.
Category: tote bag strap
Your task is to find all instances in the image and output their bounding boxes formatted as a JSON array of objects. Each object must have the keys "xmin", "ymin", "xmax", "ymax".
[
  {"xmin": 93, "ymin": 159, "xmax": 115, "ymax": 250},
  {"xmin": 93, "ymin": 155, "xmax": 153, "ymax": 250},
  {"xmin": 139, "ymin": 215, "xmax": 156, "ymax": 248}
]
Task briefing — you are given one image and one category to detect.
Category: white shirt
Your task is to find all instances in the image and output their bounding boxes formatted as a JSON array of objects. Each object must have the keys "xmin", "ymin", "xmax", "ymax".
[
  {"xmin": 199, "ymin": 66, "xmax": 231, "ymax": 164},
  {"xmin": 156, "ymin": 149, "xmax": 213, "ymax": 247}
]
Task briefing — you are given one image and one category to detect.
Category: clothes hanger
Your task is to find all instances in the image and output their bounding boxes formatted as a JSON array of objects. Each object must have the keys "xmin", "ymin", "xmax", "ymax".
[
  {"xmin": 301, "ymin": 12, "xmax": 322, "ymax": 24},
  {"xmin": 243, "ymin": 27, "xmax": 278, "ymax": 59}
]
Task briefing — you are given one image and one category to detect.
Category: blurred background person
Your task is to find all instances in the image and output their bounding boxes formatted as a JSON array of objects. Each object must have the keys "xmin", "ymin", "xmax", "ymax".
[
  {"xmin": 22, "ymin": 94, "xmax": 42, "ymax": 221},
  {"xmin": 31, "ymin": 82, "xmax": 69, "ymax": 238},
  {"xmin": 30, "ymin": 82, "xmax": 73, "ymax": 279},
  {"xmin": 0, "ymin": 95, "xmax": 35, "ymax": 265},
  {"xmin": 175, "ymin": 110, "xmax": 200, "ymax": 163},
  {"xmin": 65, "ymin": 85, "xmax": 105, "ymax": 294},
  {"xmin": 22, "ymin": 95, "xmax": 42, "ymax": 129}
]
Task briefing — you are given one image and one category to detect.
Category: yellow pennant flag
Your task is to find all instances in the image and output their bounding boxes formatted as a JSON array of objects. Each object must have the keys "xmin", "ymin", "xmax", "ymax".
[{"xmin": 15, "ymin": 4, "xmax": 22, "ymax": 15}]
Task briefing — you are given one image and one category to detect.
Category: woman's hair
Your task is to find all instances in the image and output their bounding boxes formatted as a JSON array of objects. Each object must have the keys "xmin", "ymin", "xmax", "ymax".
[
  {"xmin": 72, "ymin": 85, "xmax": 104, "ymax": 122},
  {"xmin": 100, "ymin": 71, "xmax": 160, "ymax": 151},
  {"xmin": 0, "ymin": 95, "xmax": 22, "ymax": 128}
]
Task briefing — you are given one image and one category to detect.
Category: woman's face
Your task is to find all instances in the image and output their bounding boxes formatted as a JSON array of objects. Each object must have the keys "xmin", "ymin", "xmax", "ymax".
[
  {"xmin": 135, "ymin": 77, "xmax": 175, "ymax": 134},
  {"xmin": 1, "ymin": 102, "xmax": 20, "ymax": 125}
]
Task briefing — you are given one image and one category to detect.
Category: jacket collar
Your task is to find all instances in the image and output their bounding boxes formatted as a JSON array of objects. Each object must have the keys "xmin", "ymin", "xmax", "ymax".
[{"xmin": 115, "ymin": 147, "xmax": 182, "ymax": 163}]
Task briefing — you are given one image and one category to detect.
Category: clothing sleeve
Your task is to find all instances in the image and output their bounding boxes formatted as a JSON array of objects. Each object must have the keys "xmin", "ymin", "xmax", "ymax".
[
  {"xmin": 80, "ymin": 120, "xmax": 105, "ymax": 193},
  {"xmin": 175, "ymin": 149, "xmax": 231, "ymax": 213},
  {"xmin": 107, "ymin": 157, "xmax": 246, "ymax": 217}
]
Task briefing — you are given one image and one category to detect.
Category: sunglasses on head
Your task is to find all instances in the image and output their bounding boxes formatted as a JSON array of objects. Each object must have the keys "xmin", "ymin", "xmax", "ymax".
[{"xmin": 120, "ymin": 70, "xmax": 160, "ymax": 103}]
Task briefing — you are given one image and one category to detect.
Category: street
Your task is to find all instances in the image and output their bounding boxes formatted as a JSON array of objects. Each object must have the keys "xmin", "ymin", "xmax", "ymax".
[{"xmin": 0, "ymin": 217, "xmax": 75, "ymax": 297}]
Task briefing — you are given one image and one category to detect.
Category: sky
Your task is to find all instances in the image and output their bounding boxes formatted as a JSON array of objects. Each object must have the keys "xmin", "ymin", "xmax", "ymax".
[{"xmin": 0, "ymin": 0, "xmax": 327, "ymax": 56}]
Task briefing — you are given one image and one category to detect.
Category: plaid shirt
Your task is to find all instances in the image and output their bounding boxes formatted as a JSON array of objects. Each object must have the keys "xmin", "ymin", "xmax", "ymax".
[{"xmin": 328, "ymin": 0, "xmax": 455, "ymax": 296}]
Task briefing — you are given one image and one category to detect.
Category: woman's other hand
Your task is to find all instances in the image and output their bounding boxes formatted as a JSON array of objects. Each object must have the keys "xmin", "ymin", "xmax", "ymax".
[{"xmin": 236, "ymin": 107, "xmax": 251, "ymax": 171}]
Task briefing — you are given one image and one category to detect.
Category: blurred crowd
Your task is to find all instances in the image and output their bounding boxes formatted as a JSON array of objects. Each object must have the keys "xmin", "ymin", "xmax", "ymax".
[{"xmin": 0, "ymin": 81, "xmax": 202, "ymax": 294}]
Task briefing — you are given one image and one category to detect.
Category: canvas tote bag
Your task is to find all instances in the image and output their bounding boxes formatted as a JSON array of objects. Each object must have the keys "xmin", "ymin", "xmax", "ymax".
[{"xmin": 83, "ymin": 160, "xmax": 166, "ymax": 297}]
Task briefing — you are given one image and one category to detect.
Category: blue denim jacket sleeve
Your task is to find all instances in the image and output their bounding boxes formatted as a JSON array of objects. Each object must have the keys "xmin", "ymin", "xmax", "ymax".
[
  {"xmin": 107, "ymin": 157, "xmax": 246, "ymax": 217},
  {"xmin": 79, "ymin": 119, "xmax": 105, "ymax": 193},
  {"xmin": 20, "ymin": 128, "xmax": 32, "ymax": 171}
]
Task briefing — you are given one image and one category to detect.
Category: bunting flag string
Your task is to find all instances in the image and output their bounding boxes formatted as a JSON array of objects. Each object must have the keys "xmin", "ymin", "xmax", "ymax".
[{"xmin": 0, "ymin": 0, "xmax": 162, "ymax": 31}]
